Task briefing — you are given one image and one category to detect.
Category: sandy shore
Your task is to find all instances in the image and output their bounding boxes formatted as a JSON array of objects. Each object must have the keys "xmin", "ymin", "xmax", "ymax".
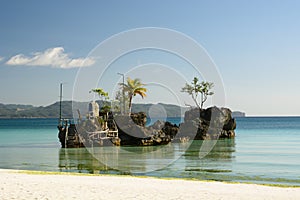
[{"xmin": 0, "ymin": 169, "xmax": 299, "ymax": 200}]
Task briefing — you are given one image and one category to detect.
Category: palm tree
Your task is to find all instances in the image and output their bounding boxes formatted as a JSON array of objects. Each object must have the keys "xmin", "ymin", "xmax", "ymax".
[{"xmin": 120, "ymin": 77, "xmax": 147, "ymax": 113}]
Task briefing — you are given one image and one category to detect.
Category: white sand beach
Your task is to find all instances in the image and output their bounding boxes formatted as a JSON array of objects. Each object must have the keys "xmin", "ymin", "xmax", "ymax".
[{"xmin": 0, "ymin": 169, "xmax": 299, "ymax": 200}]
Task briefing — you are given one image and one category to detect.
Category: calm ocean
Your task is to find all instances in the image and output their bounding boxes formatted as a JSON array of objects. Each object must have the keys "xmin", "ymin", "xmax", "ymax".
[{"xmin": 0, "ymin": 117, "xmax": 299, "ymax": 186}]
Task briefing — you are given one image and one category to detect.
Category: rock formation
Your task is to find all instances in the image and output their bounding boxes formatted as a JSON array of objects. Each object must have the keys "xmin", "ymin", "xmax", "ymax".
[
  {"xmin": 114, "ymin": 106, "xmax": 236, "ymax": 145},
  {"xmin": 114, "ymin": 114, "xmax": 171, "ymax": 146},
  {"xmin": 59, "ymin": 106, "xmax": 236, "ymax": 148},
  {"xmin": 178, "ymin": 106, "xmax": 236, "ymax": 140}
]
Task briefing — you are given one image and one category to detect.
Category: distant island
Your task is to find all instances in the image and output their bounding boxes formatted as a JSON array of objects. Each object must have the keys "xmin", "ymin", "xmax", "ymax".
[
  {"xmin": 0, "ymin": 101, "xmax": 187, "ymax": 118},
  {"xmin": 0, "ymin": 101, "xmax": 245, "ymax": 119},
  {"xmin": 232, "ymin": 111, "xmax": 246, "ymax": 118}
]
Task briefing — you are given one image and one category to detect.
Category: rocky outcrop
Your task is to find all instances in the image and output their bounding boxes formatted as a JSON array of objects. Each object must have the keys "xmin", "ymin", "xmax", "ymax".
[
  {"xmin": 58, "ymin": 122, "xmax": 84, "ymax": 148},
  {"xmin": 130, "ymin": 112, "xmax": 147, "ymax": 127},
  {"xmin": 114, "ymin": 113, "xmax": 172, "ymax": 146},
  {"xmin": 178, "ymin": 106, "xmax": 236, "ymax": 140},
  {"xmin": 60, "ymin": 106, "xmax": 236, "ymax": 148},
  {"xmin": 114, "ymin": 106, "xmax": 236, "ymax": 145}
]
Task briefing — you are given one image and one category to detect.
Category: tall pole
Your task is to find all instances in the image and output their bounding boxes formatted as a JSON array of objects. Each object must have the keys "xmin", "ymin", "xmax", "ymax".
[
  {"xmin": 59, "ymin": 83, "xmax": 63, "ymax": 124},
  {"xmin": 117, "ymin": 73, "xmax": 125, "ymax": 115}
]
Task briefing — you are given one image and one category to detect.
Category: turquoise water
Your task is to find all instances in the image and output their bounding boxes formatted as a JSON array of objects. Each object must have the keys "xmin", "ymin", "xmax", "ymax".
[{"xmin": 0, "ymin": 117, "xmax": 299, "ymax": 186}]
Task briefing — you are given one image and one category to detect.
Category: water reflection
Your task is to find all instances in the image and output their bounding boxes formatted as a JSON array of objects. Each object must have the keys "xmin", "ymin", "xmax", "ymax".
[
  {"xmin": 183, "ymin": 139, "xmax": 236, "ymax": 174},
  {"xmin": 185, "ymin": 139, "xmax": 235, "ymax": 160},
  {"xmin": 59, "ymin": 144, "xmax": 178, "ymax": 174},
  {"xmin": 59, "ymin": 148, "xmax": 118, "ymax": 174},
  {"xmin": 58, "ymin": 139, "xmax": 236, "ymax": 177}
]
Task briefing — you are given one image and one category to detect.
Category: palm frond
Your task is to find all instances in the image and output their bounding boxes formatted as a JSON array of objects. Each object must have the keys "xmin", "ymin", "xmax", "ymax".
[{"xmin": 134, "ymin": 91, "xmax": 147, "ymax": 98}]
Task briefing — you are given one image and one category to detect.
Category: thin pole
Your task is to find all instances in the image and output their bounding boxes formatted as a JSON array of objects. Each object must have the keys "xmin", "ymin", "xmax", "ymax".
[
  {"xmin": 117, "ymin": 73, "xmax": 125, "ymax": 115},
  {"xmin": 122, "ymin": 74, "xmax": 125, "ymax": 114},
  {"xmin": 59, "ymin": 83, "xmax": 63, "ymax": 124}
]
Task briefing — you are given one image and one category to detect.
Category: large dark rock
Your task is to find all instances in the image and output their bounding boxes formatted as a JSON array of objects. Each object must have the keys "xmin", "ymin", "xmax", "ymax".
[
  {"xmin": 114, "ymin": 114, "xmax": 172, "ymax": 146},
  {"xmin": 162, "ymin": 121, "xmax": 179, "ymax": 139},
  {"xmin": 130, "ymin": 112, "xmax": 147, "ymax": 127},
  {"xmin": 179, "ymin": 106, "xmax": 236, "ymax": 140},
  {"xmin": 184, "ymin": 108, "xmax": 201, "ymax": 122},
  {"xmin": 149, "ymin": 120, "xmax": 165, "ymax": 130}
]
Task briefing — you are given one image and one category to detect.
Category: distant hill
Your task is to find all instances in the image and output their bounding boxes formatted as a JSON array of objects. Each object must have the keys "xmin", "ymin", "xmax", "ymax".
[
  {"xmin": 0, "ymin": 101, "xmax": 189, "ymax": 118},
  {"xmin": 0, "ymin": 101, "xmax": 245, "ymax": 119},
  {"xmin": 0, "ymin": 101, "xmax": 75, "ymax": 118}
]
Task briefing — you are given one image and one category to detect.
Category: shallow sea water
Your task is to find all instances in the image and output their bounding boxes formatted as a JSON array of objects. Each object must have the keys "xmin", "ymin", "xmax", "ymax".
[{"xmin": 0, "ymin": 117, "xmax": 299, "ymax": 186}]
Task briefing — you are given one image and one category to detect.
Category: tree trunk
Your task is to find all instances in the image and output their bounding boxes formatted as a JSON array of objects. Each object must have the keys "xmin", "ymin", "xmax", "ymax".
[
  {"xmin": 128, "ymin": 95, "xmax": 133, "ymax": 115},
  {"xmin": 192, "ymin": 93, "xmax": 200, "ymax": 109},
  {"xmin": 200, "ymin": 93, "xmax": 204, "ymax": 109}
]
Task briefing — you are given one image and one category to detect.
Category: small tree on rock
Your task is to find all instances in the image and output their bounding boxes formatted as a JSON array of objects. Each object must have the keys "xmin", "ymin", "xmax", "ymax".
[
  {"xmin": 90, "ymin": 88, "xmax": 110, "ymax": 113},
  {"xmin": 181, "ymin": 77, "xmax": 214, "ymax": 109}
]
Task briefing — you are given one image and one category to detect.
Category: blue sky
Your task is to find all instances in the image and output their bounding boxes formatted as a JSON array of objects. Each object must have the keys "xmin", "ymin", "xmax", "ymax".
[{"xmin": 0, "ymin": 0, "xmax": 300, "ymax": 116}]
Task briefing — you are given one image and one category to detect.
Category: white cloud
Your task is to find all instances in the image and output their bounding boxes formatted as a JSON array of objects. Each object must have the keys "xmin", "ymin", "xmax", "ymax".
[
  {"xmin": 0, "ymin": 56, "xmax": 4, "ymax": 62},
  {"xmin": 6, "ymin": 47, "xmax": 95, "ymax": 68}
]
